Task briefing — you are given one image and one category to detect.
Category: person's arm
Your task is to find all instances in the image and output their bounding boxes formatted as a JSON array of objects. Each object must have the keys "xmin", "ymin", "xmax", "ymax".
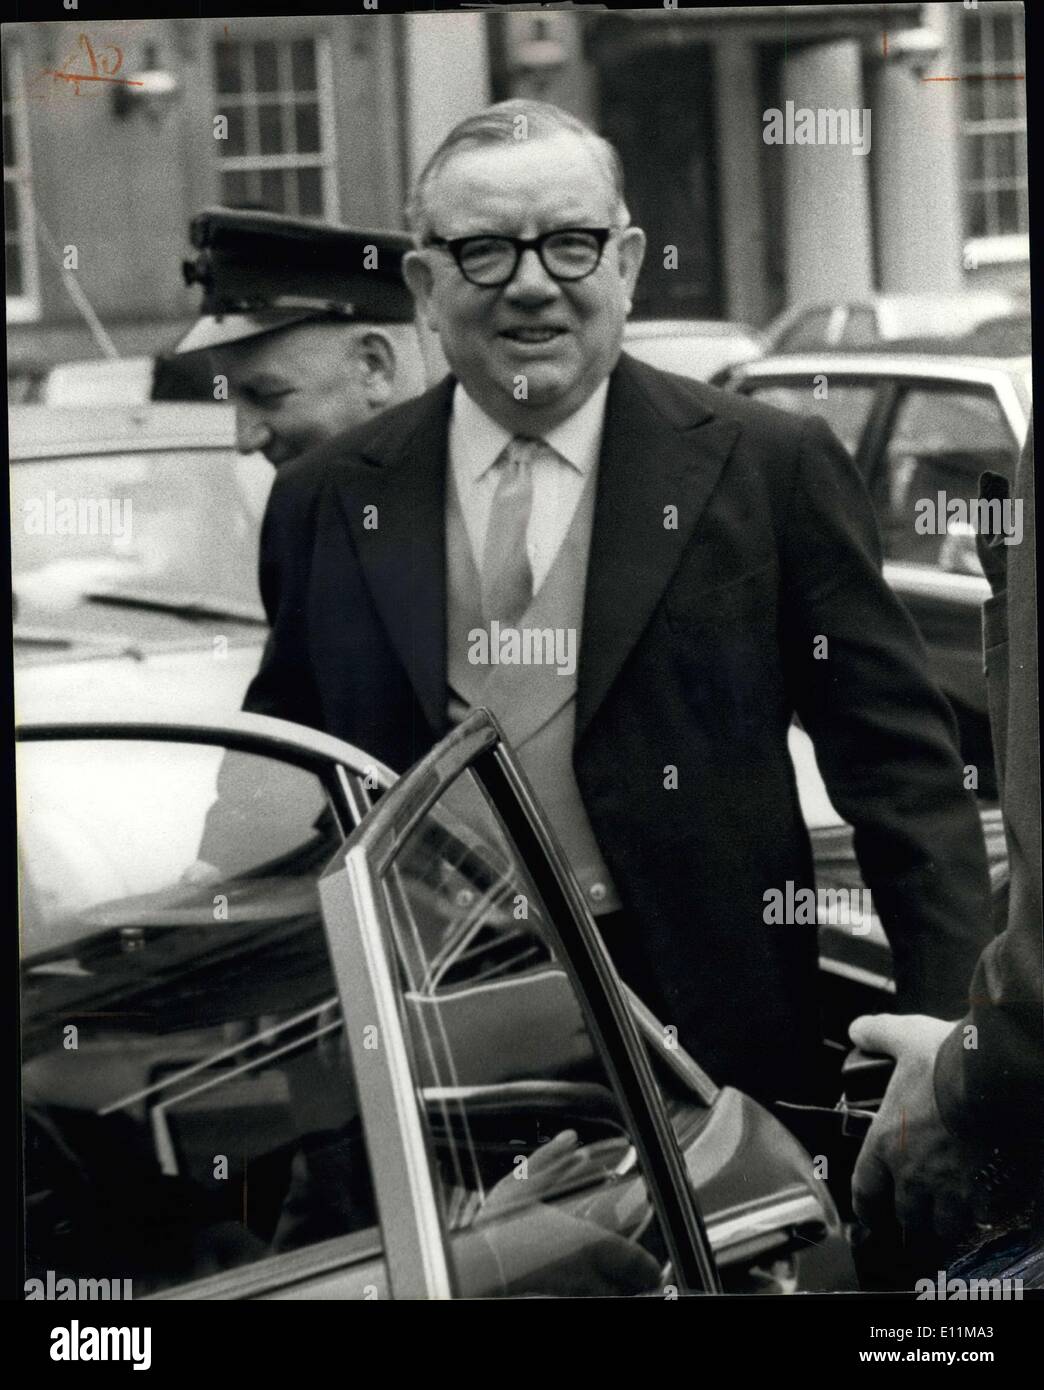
[{"xmin": 779, "ymin": 417, "xmax": 992, "ymax": 1017}]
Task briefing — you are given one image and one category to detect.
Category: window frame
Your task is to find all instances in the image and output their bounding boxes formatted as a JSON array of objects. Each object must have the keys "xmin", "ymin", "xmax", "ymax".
[
  {"xmin": 959, "ymin": 0, "xmax": 1028, "ymax": 264},
  {"xmin": 322, "ymin": 708, "xmax": 721, "ymax": 1298},
  {"xmin": 208, "ymin": 28, "xmax": 340, "ymax": 219},
  {"xmin": 4, "ymin": 39, "xmax": 41, "ymax": 322}
]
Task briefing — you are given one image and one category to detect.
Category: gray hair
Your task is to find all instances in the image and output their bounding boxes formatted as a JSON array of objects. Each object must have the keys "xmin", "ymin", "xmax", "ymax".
[{"xmin": 405, "ymin": 99, "xmax": 629, "ymax": 243}]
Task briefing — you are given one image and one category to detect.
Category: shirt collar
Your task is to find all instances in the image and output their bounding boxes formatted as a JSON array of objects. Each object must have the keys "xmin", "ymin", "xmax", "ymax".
[{"xmin": 451, "ymin": 378, "xmax": 610, "ymax": 483}]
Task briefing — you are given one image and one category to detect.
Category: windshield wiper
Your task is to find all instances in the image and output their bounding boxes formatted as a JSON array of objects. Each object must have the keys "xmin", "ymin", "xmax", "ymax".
[
  {"xmin": 13, "ymin": 624, "xmax": 145, "ymax": 659},
  {"xmin": 85, "ymin": 587, "xmax": 267, "ymax": 625}
]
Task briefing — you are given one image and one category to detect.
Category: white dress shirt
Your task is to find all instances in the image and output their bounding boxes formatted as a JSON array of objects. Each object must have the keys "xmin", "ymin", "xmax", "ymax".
[{"xmin": 449, "ymin": 379, "xmax": 610, "ymax": 594}]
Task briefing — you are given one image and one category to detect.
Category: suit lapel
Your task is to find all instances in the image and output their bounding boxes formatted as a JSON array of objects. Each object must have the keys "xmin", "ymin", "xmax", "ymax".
[
  {"xmin": 576, "ymin": 354, "xmax": 740, "ymax": 742},
  {"xmin": 337, "ymin": 378, "xmax": 455, "ymax": 737}
]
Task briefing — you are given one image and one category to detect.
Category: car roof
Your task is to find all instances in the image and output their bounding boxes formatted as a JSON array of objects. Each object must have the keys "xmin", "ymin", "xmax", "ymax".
[
  {"xmin": 738, "ymin": 351, "xmax": 1030, "ymax": 378},
  {"xmin": 8, "ymin": 403, "xmax": 236, "ymax": 459}
]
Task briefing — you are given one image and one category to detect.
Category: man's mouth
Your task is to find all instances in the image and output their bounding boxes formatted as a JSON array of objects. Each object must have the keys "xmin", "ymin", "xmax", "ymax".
[{"xmin": 499, "ymin": 327, "xmax": 567, "ymax": 345}]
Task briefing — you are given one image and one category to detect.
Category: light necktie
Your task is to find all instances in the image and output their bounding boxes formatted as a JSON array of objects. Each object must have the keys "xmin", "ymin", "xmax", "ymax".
[{"xmin": 481, "ymin": 435, "xmax": 541, "ymax": 626}]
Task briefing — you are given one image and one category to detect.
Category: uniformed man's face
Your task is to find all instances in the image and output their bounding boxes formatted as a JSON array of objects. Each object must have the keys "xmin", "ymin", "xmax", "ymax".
[
  {"xmin": 214, "ymin": 321, "xmax": 397, "ymax": 467},
  {"xmin": 404, "ymin": 131, "xmax": 646, "ymax": 435}
]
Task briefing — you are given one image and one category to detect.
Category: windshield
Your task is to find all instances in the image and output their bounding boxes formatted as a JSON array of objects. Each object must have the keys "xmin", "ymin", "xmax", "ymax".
[{"xmin": 12, "ymin": 449, "xmax": 273, "ymax": 640}]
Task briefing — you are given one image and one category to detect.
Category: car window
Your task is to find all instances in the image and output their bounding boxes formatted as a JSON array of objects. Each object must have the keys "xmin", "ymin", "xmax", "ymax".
[
  {"xmin": 377, "ymin": 766, "xmax": 671, "ymax": 1298},
  {"xmin": 837, "ymin": 306, "xmax": 878, "ymax": 347},
  {"xmin": 872, "ymin": 384, "xmax": 1020, "ymax": 572},
  {"xmin": 775, "ymin": 308, "xmax": 833, "ymax": 351},
  {"xmin": 12, "ymin": 451, "xmax": 273, "ymax": 629},
  {"xmin": 743, "ymin": 381, "xmax": 877, "ymax": 459},
  {"xmin": 19, "ymin": 737, "xmax": 384, "ymax": 1297}
]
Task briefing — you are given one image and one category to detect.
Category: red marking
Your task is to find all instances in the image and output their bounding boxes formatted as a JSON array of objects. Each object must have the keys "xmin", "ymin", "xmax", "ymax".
[{"xmin": 45, "ymin": 33, "xmax": 143, "ymax": 93}]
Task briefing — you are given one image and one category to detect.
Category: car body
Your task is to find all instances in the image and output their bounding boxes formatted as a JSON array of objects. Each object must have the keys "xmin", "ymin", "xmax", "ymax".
[
  {"xmin": 723, "ymin": 351, "xmax": 1031, "ymax": 796},
  {"xmin": 18, "ymin": 707, "xmax": 859, "ymax": 1298},
  {"xmin": 623, "ymin": 318, "xmax": 766, "ymax": 382},
  {"xmin": 763, "ymin": 291, "xmax": 1024, "ymax": 356}
]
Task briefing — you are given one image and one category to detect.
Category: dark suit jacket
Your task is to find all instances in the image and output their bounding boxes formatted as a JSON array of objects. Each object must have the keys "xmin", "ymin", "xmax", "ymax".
[
  {"xmin": 213, "ymin": 353, "xmax": 991, "ymax": 1103},
  {"xmin": 934, "ymin": 420, "xmax": 1043, "ymax": 1146}
]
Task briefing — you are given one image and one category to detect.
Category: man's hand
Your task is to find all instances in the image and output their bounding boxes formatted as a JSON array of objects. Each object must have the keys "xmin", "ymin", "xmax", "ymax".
[{"xmin": 849, "ymin": 1013, "xmax": 982, "ymax": 1252}]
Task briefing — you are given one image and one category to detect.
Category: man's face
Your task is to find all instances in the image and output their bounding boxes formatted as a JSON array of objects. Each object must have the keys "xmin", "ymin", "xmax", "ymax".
[
  {"xmin": 214, "ymin": 321, "xmax": 394, "ymax": 467},
  {"xmin": 404, "ymin": 131, "xmax": 646, "ymax": 434}
]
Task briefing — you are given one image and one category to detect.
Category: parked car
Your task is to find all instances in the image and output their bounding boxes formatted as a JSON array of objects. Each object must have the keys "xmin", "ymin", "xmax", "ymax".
[
  {"xmin": 623, "ymin": 318, "xmax": 766, "ymax": 382},
  {"xmin": 11, "ymin": 404, "xmax": 273, "ymax": 718},
  {"xmin": 19, "ymin": 706, "xmax": 861, "ymax": 1298},
  {"xmin": 723, "ymin": 350, "xmax": 1031, "ymax": 796},
  {"xmin": 762, "ymin": 291, "xmax": 1024, "ymax": 356}
]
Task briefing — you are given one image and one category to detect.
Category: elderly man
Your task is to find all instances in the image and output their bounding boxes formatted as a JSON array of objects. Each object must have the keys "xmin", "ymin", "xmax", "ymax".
[
  {"xmin": 175, "ymin": 207, "xmax": 427, "ymax": 466},
  {"xmin": 211, "ymin": 99, "xmax": 991, "ymax": 1108}
]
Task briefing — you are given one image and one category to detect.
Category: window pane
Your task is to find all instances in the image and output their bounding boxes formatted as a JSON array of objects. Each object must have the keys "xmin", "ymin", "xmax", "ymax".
[
  {"xmin": 745, "ymin": 383, "xmax": 875, "ymax": 459},
  {"xmin": 260, "ymin": 168, "xmax": 286, "ymax": 212},
  {"xmin": 291, "ymin": 39, "xmax": 316, "ymax": 91},
  {"xmin": 874, "ymin": 386, "xmax": 1019, "ymax": 572},
  {"xmin": 776, "ymin": 309, "xmax": 833, "ymax": 352},
  {"xmin": 837, "ymin": 307, "xmax": 879, "ymax": 348},
  {"xmin": 4, "ymin": 109, "xmax": 17, "ymax": 168},
  {"xmin": 7, "ymin": 236, "xmax": 22, "ymax": 296},
  {"xmin": 5, "ymin": 179, "xmax": 19, "ymax": 231},
  {"xmin": 10, "ymin": 449, "xmax": 270, "ymax": 622},
  {"xmin": 217, "ymin": 106, "xmax": 246, "ymax": 159},
  {"xmin": 996, "ymin": 186, "xmax": 1019, "ymax": 234},
  {"xmin": 296, "ymin": 167, "xmax": 322, "ymax": 216},
  {"xmin": 214, "ymin": 41, "xmax": 242, "ymax": 95},
  {"xmin": 221, "ymin": 169, "xmax": 253, "ymax": 208},
  {"xmin": 20, "ymin": 738, "xmax": 384, "ymax": 1295},
  {"xmin": 294, "ymin": 102, "xmax": 320, "ymax": 154},
  {"xmin": 258, "ymin": 102, "xmax": 284, "ymax": 156},
  {"xmin": 253, "ymin": 41, "xmax": 279, "ymax": 94},
  {"xmin": 379, "ymin": 767, "xmax": 670, "ymax": 1298}
]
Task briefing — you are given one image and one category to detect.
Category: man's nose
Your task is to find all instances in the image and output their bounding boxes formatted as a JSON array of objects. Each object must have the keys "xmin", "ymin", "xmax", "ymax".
[
  {"xmin": 235, "ymin": 405, "xmax": 272, "ymax": 456},
  {"xmin": 503, "ymin": 246, "xmax": 561, "ymax": 303}
]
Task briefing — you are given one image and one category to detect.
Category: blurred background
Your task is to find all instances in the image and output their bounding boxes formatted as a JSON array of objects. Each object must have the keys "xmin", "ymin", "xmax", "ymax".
[{"xmin": 4, "ymin": 2, "xmax": 1030, "ymax": 400}]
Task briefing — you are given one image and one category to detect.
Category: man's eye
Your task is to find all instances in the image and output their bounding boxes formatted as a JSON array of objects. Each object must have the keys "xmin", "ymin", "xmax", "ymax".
[{"xmin": 250, "ymin": 389, "xmax": 293, "ymax": 406}]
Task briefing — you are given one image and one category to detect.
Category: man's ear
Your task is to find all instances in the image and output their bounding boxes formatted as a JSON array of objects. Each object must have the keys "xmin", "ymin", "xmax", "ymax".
[
  {"xmin": 402, "ymin": 250, "xmax": 438, "ymax": 332},
  {"xmin": 353, "ymin": 330, "xmax": 397, "ymax": 408},
  {"xmin": 616, "ymin": 226, "xmax": 647, "ymax": 304}
]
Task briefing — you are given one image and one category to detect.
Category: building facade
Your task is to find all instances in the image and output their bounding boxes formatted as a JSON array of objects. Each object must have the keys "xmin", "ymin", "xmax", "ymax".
[{"xmin": 4, "ymin": 4, "xmax": 1029, "ymax": 381}]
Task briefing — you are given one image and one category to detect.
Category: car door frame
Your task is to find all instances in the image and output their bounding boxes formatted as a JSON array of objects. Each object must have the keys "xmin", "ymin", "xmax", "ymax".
[{"xmin": 322, "ymin": 708, "xmax": 721, "ymax": 1298}]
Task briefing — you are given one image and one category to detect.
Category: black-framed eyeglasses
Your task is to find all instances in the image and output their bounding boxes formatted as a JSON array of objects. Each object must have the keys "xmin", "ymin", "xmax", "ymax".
[{"xmin": 425, "ymin": 228, "xmax": 617, "ymax": 287}]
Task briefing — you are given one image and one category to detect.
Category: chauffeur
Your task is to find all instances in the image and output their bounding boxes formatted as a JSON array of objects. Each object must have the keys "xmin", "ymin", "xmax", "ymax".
[
  {"xmin": 176, "ymin": 208, "xmax": 428, "ymax": 466},
  {"xmin": 201, "ymin": 101, "xmax": 992, "ymax": 1109}
]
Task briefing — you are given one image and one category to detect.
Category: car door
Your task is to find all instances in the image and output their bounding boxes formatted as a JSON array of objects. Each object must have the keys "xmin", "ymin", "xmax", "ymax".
[
  {"xmin": 321, "ymin": 708, "xmax": 720, "ymax": 1297},
  {"xmin": 19, "ymin": 710, "xmax": 854, "ymax": 1299}
]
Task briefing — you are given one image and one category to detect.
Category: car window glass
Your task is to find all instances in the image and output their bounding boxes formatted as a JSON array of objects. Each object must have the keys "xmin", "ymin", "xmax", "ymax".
[
  {"xmin": 776, "ymin": 308, "xmax": 832, "ymax": 351},
  {"xmin": 19, "ymin": 738, "xmax": 383, "ymax": 1297},
  {"xmin": 744, "ymin": 382, "xmax": 876, "ymax": 458},
  {"xmin": 837, "ymin": 306, "xmax": 878, "ymax": 347},
  {"xmin": 874, "ymin": 385, "xmax": 1020, "ymax": 572},
  {"xmin": 379, "ymin": 767, "xmax": 670, "ymax": 1298},
  {"xmin": 11, "ymin": 451, "xmax": 272, "ymax": 624}
]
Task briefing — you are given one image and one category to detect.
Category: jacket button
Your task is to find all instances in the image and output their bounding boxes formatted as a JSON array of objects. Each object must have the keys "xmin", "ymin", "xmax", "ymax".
[{"xmin": 589, "ymin": 882, "xmax": 607, "ymax": 904}]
